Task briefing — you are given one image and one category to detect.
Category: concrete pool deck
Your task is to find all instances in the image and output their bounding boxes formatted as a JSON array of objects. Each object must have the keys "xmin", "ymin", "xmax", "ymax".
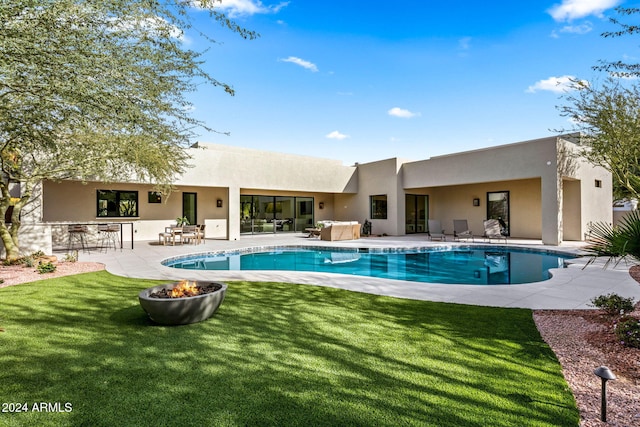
[{"xmin": 76, "ymin": 233, "xmax": 640, "ymax": 310}]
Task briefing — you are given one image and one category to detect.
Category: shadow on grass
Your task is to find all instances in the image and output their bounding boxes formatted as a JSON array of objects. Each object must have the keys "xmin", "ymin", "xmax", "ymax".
[
  {"xmin": 0, "ymin": 272, "xmax": 579, "ymax": 426},
  {"xmin": 109, "ymin": 305, "xmax": 150, "ymax": 326}
]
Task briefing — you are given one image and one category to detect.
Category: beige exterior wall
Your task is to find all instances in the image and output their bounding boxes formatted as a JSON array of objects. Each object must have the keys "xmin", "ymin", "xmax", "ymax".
[
  {"xmin": 43, "ymin": 180, "xmax": 228, "ymax": 224},
  {"xmin": 334, "ymin": 158, "xmax": 408, "ymax": 236},
  {"xmin": 401, "ymin": 135, "xmax": 611, "ymax": 244},
  {"xmin": 614, "ymin": 209, "xmax": 637, "ymax": 226},
  {"xmin": 12, "ymin": 134, "xmax": 612, "ymax": 253},
  {"xmin": 423, "ymin": 179, "xmax": 542, "ymax": 239},
  {"xmin": 42, "ymin": 180, "xmax": 230, "ymax": 242},
  {"xmin": 40, "ymin": 141, "xmax": 359, "ymax": 242},
  {"xmin": 180, "ymin": 143, "xmax": 358, "ymax": 193}
]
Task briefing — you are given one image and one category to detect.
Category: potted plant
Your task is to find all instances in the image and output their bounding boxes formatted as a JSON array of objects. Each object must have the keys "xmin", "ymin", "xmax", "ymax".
[{"xmin": 176, "ymin": 216, "xmax": 189, "ymax": 226}]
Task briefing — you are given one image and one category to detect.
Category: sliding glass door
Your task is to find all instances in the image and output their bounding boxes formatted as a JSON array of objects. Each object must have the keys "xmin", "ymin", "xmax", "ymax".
[
  {"xmin": 240, "ymin": 195, "xmax": 313, "ymax": 234},
  {"xmin": 405, "ymin": 194, "xmax": 428, "ymax": 234}
]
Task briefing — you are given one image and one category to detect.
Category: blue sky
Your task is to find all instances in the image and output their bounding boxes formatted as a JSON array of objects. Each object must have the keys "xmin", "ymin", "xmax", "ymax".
[{"xmin": 184, "ymin": 0, "xmax": 638, "ymax": 165}]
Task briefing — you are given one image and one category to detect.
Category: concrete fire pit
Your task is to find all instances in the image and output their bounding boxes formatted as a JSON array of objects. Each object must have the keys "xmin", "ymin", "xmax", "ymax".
[{"xmin": 138, "ymin": 281, "xmax": 227, "ymax": 325}]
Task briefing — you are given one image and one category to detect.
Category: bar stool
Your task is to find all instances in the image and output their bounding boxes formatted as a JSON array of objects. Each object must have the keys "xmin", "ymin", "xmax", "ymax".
[
  {"xmin": 98, "ymin": 223, "xmax": 121, "ymax": 251},
  {"xmin": 67, "ymin": 224, "xmax": 88, "ymax": 252}
]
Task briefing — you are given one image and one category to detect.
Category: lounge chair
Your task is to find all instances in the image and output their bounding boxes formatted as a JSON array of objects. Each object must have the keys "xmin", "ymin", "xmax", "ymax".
[
  {"xmin": 427, "ymin": 219, "xmax": 446, "ymax": 241},
  {"xmin": 483, "ymin": 219, "xmax": 507, "ymax": 243},
  {"xmin": 453, "ymin": 219, "xmax": 474, "ymax": 242}
]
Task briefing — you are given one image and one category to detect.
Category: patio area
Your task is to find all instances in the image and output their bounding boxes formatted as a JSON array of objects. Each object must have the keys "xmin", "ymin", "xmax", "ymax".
[{"xmin": 75, "ymin": 233, "xmax": 640, "ymax": 310}]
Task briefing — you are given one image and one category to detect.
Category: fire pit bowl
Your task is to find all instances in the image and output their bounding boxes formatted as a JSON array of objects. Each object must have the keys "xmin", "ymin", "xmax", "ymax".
[{"xmin": 138, "ymin": 281, "xmax": 227, "ymax": 325}]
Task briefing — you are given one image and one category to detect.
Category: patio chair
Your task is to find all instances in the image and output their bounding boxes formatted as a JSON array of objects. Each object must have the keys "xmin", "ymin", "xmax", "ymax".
[
  {"xmin": 453, "ymin": 219, "xmax": 474, "ymax": 242},
  {"xmin": 196, "ymin": 224, "xmax": 205, "ymax": 244},
  {"xmin": 427, "ymin": 219, "xmax": 446, "ymax": 241},
  {"xmin": 67, "ymin": 224, "xmax": 89, "ymax": 252},
  {"xmin": 159, "ymin": 226, "xmax": 182, "ymax": 245},
  {"xmin": 158, "ymin": 228, "xmax": 172, "ymax": 246},
  {"xmin": 483, "ymin": 219, "xmax": 508, "ymax": 243},
  {"xmin": 98, "ymin": 223, "xmax": 121, "ymax": 251},
  {"xmin": 181, "ymin": 225, "xmax": 198, "ymax": 245}
]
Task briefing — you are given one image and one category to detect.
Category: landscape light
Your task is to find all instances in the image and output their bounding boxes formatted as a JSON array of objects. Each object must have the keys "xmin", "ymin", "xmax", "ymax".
[{"xmin": 594, "ymin": 366, "xmax": 616, "ymax": 422}]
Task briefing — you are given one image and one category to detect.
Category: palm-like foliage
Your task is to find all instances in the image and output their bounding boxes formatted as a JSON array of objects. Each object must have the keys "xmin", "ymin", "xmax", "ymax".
[{"xmin": 584, "ymin": 209, "xmax": 640, "ymax": 266}]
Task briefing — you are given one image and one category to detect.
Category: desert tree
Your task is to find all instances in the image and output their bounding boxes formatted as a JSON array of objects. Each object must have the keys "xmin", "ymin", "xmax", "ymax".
[
  {"xmin": 594, "ymin": 6, "xmax": 640, "ymax": 78},
  {"xmin": 0, "ymin": 0, "xmax": 256, "ymax": 260},
  {"xmin": 557, "ymin": 77, "xmax": 640, "ymax": 202}
]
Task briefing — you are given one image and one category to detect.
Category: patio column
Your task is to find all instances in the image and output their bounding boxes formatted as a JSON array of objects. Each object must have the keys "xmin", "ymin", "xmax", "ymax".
[
  {"xmin": 541, "ymin": 170, "xmax": 562, "ymax": 246},
  {"xmin": 227, "ymin": 186, "xmax": 240, "ymax": 241}
]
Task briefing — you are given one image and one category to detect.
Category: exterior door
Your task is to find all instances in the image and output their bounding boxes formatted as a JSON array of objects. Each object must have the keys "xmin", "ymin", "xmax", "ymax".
[
  {"xmin": 405, "ymin": 194, "xmax": 428, "ymax": 234},
  {"xmin": 295, "ymin": 197, "xmax": 314, "ymax": 232},
  {"xmin": 487, "ymin": 191, "xmax": 509, "ymax": 236},
  {"xmin": 240, "ymin": 195, "xmax": 314, "ymax": 234},
  {"xmin": 182, "ymin": 192, "xmax": 197, "ymax": 225}
]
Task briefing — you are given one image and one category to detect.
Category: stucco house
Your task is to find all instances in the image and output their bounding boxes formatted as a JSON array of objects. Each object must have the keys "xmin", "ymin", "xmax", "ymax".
[{"xmin": 16, "ymin": 133, "xmax": 612, "ymax": 254}]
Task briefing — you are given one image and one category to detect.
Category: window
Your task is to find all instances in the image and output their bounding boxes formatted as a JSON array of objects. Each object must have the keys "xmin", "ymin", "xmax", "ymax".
[
  {"xmin": 370, "ymin": 195, "xmax": 388, "ymax": 220},
  {"xmin": 148, "ymin": 191, "xmax": 162, "ymax": 203},
  {"xmin": 595, "ymin": 179, "xmax": 602, "ymax": 188},
  {"xmin": 97, "ymin": 190, "xmax": 138, "ymax": 217}
]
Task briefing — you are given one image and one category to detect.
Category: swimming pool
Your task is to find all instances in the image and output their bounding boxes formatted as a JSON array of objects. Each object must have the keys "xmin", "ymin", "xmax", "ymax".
[{"xmin": 163, "ymin": 246, "xmax": 575, "ymax": 285}]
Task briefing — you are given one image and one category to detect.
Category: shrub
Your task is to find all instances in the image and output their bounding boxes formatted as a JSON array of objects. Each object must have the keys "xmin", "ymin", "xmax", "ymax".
[
  {"xmin": 23, "ymin": 256, "xmax": 35, "ymax": 268},
  {"xmin": 30, "ymin": 250, "xmax": 45, "ymax": 258},
  {"xmin": 3, "ymin": 257, "xmax": 24, "ymax": 266},
  {"xmin": 590, "ymin": 293, "xmax": 636, "ymax": 316},
  {"xmin": 64, "ymin": 251, "xmax": 78, "ymax": 263},
  {"xmin": 37, "ymin": 262, "xmax": 56, "ymax": 274},
  {"xmin": 615, "ymin": 316, "xmax": 640, "ymax": 348},
  {"xmin": 583, "ymin": 209, "xmax": 640, "ymax": 266}
]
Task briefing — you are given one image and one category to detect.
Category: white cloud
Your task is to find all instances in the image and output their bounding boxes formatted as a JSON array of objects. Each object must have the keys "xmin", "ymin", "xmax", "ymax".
[
  {"xmin": 388, "ymin": 107, "xmax": 420, "ymax": 118},
  {"xmin": 548, "ymin": 0, "xmax": 620, "ymax": 22},
  {"xmin": 550, "ymin": 21, "xmax": 593, "ymax": 38},
  {"xmin": 458, "ymin": 37, "xmax": 472, "ymax": 50},
  {"xmin": 560, "ymin": 22, "xmax": 593, "ymax": 34},
  {"xmin": 210, "ymin": 0, "xmax": 289, "ymax": 17},
  {"xmin": 279, "ymin": 56, "xmax": 318, "ymax": 72},
  {"xmin": 526, "ymin": 75, "xmax": 583, "ymax": 93},
  {"xmin": 326, "ymin": 130, "xmax": 349, "ymax": 140}
]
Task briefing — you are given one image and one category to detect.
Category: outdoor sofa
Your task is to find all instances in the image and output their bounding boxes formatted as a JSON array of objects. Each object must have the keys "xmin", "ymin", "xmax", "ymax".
[{"xmin": 318, "ymin": 221, "xmax": 361, "ymax": 241}]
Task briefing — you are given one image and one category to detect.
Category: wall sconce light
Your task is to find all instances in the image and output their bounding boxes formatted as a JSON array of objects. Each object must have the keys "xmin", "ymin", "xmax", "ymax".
[
  {"xmin": 473, "ymin": 198, "xmax": 480, "ymax": 207},
  {"xmin": 216, "ymin": 199, "xmax": 223, "ymax": 208},
  {"xmin": 319, "ymin": 202, "xmax": 324, "ymax": 209},
  {"xmin": 594, "ymin": 366, "xmax": 616, "ymax": 422}
]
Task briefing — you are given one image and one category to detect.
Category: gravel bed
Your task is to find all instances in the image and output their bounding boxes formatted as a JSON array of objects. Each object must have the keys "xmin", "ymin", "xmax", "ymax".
[
  {"xmin": 0, "ymin": 261, "xmax": 105, "ymax": 288},
  {"xmin": 534, "ymin": 265, "xmax": 640, "ymax": 426}
]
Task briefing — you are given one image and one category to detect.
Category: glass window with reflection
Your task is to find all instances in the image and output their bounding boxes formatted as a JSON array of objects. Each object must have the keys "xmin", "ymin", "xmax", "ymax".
[
  {"xmin": 370, "ymin": 195, "xmax": 388, "ymax": 219},
  {"xmin": 97, "ymin": 190, "xmax": 138, "ymax": 217}
]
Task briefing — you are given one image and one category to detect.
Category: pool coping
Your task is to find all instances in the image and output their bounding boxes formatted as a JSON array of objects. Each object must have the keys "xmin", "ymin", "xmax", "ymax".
[
  {"xmin": 161, "ymin": 244, "xmax": 581, "ymax": 286},
  {"xmin": 77, "ymin": 234, "xmax": 640, "ymax": 310}
]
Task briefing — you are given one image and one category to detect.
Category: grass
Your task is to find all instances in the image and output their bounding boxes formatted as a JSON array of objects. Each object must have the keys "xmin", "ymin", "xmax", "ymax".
[{"xmin": 0, "ymin": 271, "xmax": 579, "ymax": 426}]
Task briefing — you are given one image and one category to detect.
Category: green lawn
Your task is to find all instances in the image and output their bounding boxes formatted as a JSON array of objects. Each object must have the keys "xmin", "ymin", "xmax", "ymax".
[{"xmin": 0, "ymin": 271, "xmax": 579, "ymax": 426}]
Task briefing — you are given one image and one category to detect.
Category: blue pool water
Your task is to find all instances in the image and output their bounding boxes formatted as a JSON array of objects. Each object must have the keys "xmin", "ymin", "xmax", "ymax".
[{"xmin": 163, "ymin": 246, "xmax": 575, "ymax": 285}]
